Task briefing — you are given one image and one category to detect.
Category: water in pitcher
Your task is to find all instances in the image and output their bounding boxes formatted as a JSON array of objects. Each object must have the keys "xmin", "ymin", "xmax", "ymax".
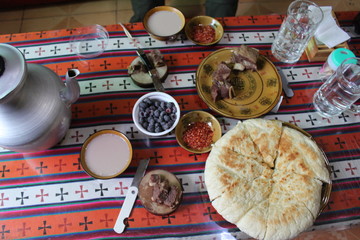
[{"xmin": 313, "ymin": 64, "xmax": 360, "ymax": 117}]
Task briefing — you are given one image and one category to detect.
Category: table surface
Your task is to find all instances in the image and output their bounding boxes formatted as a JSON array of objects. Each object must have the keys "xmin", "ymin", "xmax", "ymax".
[{"xmin": 0, "ymin": 12, "xmax": 359, "ymax": 240}]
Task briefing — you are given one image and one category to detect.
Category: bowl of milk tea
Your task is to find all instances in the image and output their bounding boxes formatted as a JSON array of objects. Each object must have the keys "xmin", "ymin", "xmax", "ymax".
[
  {"xmin": 143, "ymin": 6, "xmax": 185, "ymax": 41},
  {"xmin": 80, "ymin": 130, "xmax": 132, "ymax": 179}
]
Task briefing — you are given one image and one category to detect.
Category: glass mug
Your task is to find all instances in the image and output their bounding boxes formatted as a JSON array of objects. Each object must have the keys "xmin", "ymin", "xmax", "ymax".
[
  {"xmin": 70, "ymin": 24, "xmax": 109, "ymax": 59},
  {"xmin": 313, "ymin": 57, "xmax": 360, "ymax": 118},
  {"xmin": 271, "ymin": 0, "xmax": 323, "ymax": 63}
]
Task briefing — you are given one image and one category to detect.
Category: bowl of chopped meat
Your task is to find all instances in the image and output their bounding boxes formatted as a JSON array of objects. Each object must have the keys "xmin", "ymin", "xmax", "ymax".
[
  {"xmin": 185, "ymin": 16, "xmax": 224, "ymax": 46},
  {"xmin": 175, "ymin": 110, "xmax": 222, "ymax": 153},
  {"xmin": 132, "ymin": 92, "xmax": 180, "ymax": 137}
]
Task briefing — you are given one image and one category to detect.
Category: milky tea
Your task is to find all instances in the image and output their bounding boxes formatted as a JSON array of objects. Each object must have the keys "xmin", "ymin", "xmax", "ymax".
[
  {"xmin": 146, "ymin": 10, "xmax": 183, "ymax": 37},
  {"xmin": 83, "ymin": 131, "xmax": 131, "ymax": 178}
]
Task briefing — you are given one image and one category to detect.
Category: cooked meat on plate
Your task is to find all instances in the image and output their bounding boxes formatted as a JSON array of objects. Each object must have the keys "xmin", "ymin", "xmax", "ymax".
[{"xmin": 211, "ymin": 45, "xmax": 260, "ymax": 101}]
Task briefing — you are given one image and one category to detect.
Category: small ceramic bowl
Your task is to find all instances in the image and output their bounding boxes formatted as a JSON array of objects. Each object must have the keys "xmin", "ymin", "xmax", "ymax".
[
  {"xmin": 143, "ymin": 6, "xmax": 185, "ymax": 41},
  {"xmin": 80, "ymin": 130, "xmax": 132, "ymax": 179},
  {"xmin": 132, "ymin": 92, "xmax": 181, "ymax": 137},
  {"xmin": 185, "ymin": 16, "xmax": 224, "ymax": 46},
  {"xmin": 175, "ymin": 111, "xmax": 222, "ymax": 153}
]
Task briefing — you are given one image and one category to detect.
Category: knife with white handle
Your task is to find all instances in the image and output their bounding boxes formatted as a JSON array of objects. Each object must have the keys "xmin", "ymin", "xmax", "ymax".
[{"xmin": 113, "ymin": 158, "xmax": 150, "ymax": 234}]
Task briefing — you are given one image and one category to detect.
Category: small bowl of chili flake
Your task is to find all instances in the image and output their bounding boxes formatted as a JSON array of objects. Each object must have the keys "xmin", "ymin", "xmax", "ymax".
[
  {"xmin": 185, "ymin": 15, "xmax": 224, "ymax": 46},
  {"xmin": 175, "ymin": 111, "xmax": 222, "ymax": 153}
]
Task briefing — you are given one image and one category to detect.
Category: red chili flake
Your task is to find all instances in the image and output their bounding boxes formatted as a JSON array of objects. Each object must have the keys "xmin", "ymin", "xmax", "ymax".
[
  {"xmin": 191, "ymin": 25, "xmax": 215, "ymax": 44},
  {"xmin": 182, "ymin": 121, "xmax": 214, "ymax": 150}
]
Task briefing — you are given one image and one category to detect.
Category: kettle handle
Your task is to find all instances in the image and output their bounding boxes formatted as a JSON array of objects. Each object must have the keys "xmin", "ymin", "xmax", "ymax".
[{"xmin": 61, "ymin": 69, "xmax": 80, "ymax": 107}]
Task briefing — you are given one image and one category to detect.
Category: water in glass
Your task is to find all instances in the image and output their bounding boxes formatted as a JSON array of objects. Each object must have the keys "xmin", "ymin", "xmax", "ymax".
[
  {"xmin": 271, "ymin": 0, "xmax": 323, "ymax": 63},
  {"xmin": 313, "ymin": 58, "xmax": 360, "ymax": 117}
]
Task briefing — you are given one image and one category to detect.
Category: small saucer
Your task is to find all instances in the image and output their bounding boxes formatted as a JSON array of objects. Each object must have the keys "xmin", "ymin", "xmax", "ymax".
[{"xmin": 138, "ymin": 169, "xmax": 183, "ymax": 215}]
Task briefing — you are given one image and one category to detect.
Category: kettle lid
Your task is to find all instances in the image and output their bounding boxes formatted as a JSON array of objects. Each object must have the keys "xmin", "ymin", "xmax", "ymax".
[{"xmin": 0, "ymin": 43, "xmax": 26, "ymax": 100}]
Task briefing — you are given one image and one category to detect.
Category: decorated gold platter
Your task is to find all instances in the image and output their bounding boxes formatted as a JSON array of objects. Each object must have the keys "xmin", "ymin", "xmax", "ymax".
[{"xmin": 196, "ymin": 48, "xmax": 282, "ymax": 119}]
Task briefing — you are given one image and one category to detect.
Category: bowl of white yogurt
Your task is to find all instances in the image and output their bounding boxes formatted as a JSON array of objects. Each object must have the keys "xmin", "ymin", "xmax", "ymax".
[
  {"xmin": 143, "ymin": 6, "xmax": 185, "ymax": 41},
  {"xmin": 80, "ymin": 130, "xmax": 132, "ymax": 179}
]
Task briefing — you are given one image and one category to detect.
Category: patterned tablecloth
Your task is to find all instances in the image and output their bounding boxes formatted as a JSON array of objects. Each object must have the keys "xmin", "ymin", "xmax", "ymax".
[{"xmin": 0, "ymin": 12, "xmax": 359, "ymax": 240}]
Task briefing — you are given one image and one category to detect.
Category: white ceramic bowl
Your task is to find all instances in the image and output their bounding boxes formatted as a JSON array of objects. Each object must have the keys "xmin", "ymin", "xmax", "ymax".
[{"xmin": 132, "ymin": 92, "xmax": 180, "ymax": 136}]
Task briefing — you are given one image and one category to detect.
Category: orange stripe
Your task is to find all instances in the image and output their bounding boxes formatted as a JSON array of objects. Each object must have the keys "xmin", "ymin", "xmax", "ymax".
[{"xmin": 5, "ymin": 154, "xmax": 80, "ymax": 178}]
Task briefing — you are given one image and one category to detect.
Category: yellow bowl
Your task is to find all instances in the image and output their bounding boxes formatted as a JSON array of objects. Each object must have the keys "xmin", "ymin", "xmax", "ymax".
[
  {"xmin": 80, "ymin": 130, "xmax": 132, "ymax": 179},
  {"xmin": 143, "ymin": 6, "xmax": 185, "ymax": 41},
  {"xmin": 175, "ymin": 111, "xmax": 222, "ymax": 153},
  {"xmin": 185, "ymin": 15, "xmax": 224, "ymax": 46}
]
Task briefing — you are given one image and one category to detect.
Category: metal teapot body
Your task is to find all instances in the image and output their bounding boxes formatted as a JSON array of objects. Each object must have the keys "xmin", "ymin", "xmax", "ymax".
[{"xmin": 0, "ymin": 43, "xmax": 80, "ymax": 152}]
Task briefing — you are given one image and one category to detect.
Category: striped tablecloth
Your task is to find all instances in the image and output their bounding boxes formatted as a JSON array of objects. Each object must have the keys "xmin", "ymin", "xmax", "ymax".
[{"xmin": 0, "ymin": 12, "xmax": 359, "ymax": 240}]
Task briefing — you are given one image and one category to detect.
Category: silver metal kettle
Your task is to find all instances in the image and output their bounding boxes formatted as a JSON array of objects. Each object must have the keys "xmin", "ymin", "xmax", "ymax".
[{"xmin": 0, "ymin": 43, "xmax": 80, "ymax": 152}]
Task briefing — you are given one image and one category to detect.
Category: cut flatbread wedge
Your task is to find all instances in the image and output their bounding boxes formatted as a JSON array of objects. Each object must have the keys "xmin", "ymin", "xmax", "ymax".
[
  {"xmin": 265, "ymin": 183, "xmax": 314, "ymax": 240},
  {"xmin": 211, "ymin": 171, "xmax": 273, "ymax": 224},
  {"xmin": 206, "ymin": 146, "xmax": 270, "ymax": 180},
  {"xmin": 236, "ymin": 199, "xmax": 269, "ymax": 240},
  {"xmin": 273, "ymin": 169, "xmax": 322, "ymax": 218},
  {"xmin": 276, "ymin": 126, "xmax": 331, "ymax": 183},
  {"xmin": 214, "ymin": 121, "xmax": 262, "ymax": 159},
  {"xmin": 243, "ymin": 118, "xmax": 282, "ymax": 167},
  {"xmin": 204, "ymin": 160, "xmax": 240, "ymax": 201}
]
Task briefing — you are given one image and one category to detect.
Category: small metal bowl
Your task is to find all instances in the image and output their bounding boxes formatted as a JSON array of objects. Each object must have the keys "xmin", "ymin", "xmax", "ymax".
[
  {"xmin": 185, "ymin": 15, "xmax": 224, "ymax": 46},
  {"xmin": 143, "ymin": 6, "xmax": 185, "ymax": 41},
  {"xmin": 175, "ymin": 111, "xmax": 222, "ymax": 153},
  {"xmin": 80, "ymin": 130, "xmax": 132, "ymax": 179}
]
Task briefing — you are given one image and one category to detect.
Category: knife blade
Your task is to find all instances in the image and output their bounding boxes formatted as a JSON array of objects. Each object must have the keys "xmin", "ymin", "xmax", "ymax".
[
  {"xmin": 276, "ymin": 67, "xmax": 294, "ymax": 98},
  {"xmin": 113, "ymin": 158, "xmax": 150, "ymax": 234},
  {"xmin": 119, "ymin": 23, "xmax": 164, "ymax": 92},
  {"xmin": 136, "ymin": 49, "xmax": 165, "ymax": 92},
  {"xmin": 119, "ymin": 22, "xmax": 140, "ymax": 47}
]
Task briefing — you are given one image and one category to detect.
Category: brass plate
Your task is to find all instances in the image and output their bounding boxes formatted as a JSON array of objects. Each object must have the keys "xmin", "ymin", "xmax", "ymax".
[
  {"xmin": 282, "ymin": 121, "xmax": 332, "ymax": 216},
  {"xmin": 196, "ymin": 48, "xmax": 282, "ymax": 119}
]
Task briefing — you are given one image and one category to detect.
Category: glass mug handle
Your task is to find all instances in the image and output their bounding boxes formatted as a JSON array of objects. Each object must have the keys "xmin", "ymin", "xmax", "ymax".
[{"xmin": 350, "ymin": 103, "xmax": 360, "ymax": 113}]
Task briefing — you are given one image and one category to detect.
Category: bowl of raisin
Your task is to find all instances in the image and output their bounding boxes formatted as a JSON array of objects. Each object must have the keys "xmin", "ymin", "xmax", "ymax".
[{"xmin": 132, "ymin": 92, "xmax": 180, "ymax": 136}]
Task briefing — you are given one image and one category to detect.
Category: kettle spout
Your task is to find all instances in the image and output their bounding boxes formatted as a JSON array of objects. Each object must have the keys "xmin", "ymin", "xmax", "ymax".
[{"xmin": 61, "ymin": 69, "xmax": 80, "ymax": 107}]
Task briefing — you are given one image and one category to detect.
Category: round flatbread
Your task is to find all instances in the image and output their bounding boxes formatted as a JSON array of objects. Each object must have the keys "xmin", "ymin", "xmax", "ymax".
[{"xmin": 204, "ymin": 119, "xmax": 330, "ymax": 240}]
